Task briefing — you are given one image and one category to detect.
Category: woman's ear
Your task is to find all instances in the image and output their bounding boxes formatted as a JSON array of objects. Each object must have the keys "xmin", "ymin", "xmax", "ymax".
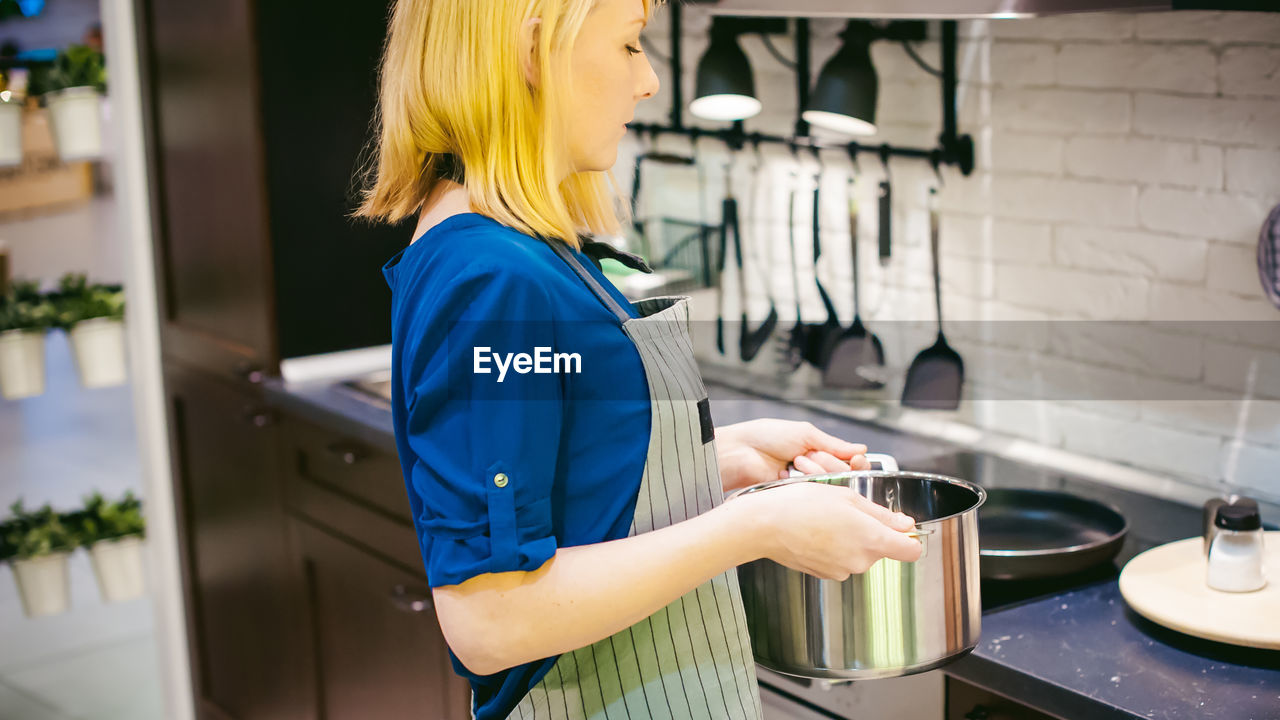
[{"xmin": 521, "ymin": 17, "xmax": 543, "ymax": 89}]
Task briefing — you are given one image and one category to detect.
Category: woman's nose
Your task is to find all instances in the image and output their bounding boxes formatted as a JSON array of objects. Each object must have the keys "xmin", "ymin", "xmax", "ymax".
[{"xmin": 637, "ymin": 57, "xmax": 660, "ymax": 101}]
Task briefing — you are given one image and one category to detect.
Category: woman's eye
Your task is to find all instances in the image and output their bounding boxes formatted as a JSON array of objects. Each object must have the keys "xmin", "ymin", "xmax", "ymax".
[{"xmin": 626, "ymin": 44, "xmax": 642, "ymax": 55}]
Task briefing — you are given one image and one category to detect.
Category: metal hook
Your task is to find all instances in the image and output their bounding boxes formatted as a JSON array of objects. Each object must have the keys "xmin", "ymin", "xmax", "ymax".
[
  {"xmin": 809, "ymin": 143, "xmax": 824, "ymax": 182},
  {"xmin": 878, "ymin": 144, "xmax": 891, "ymax": 182},
  {"xmin": 846, "ymin": 143, "xmax": 861, "ymax": 178},
  {"xmin": 723, "ymin": 148, "xmax": 734, "ymax": 199}
]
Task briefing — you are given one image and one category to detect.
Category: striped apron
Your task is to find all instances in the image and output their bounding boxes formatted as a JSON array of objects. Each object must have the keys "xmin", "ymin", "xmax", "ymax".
[{"xmin": 501, "ymin": 241, "xmax": 765, "ymax": 720}]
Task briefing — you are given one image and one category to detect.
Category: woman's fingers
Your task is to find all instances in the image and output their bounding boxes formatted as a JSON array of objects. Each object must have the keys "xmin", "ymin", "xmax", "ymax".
[
  {"xmin": 791, "ymin": 453, "xmax": 915, "ymax": 532},
  {"xmin": 802, "ymin": 423, "xmax": 868, "ymax": 461},
  {"xmin": 849, "ymin": 492, "xmax": 916, "ymax": 531},
  {"xmin": 791, "ymin": 454, "xmax": 827, "ymax": 475}
]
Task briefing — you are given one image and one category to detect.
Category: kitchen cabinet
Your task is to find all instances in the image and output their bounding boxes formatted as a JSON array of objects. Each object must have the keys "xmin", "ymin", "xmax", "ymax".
[
  {"xmin": 139, "ymin": 0, "xmax": 278, "ymax": 381},
  {"xmin": 275, "ymin": 411, "xmax": 470, "ymax": 719},
  {"xmin": 162, "ymin": 363, "xmax": 307, "ymax": 720},
  {"xmin": 286, "ymin": 516, "xmax": 471, "ymax": 720},
  {"xmin": 946, "ymin": 676, "xmax": 1062, "ymax": 719},
  {"xmin": 135, "ymin": 0, "xmax": 415, "ymax": 383}
]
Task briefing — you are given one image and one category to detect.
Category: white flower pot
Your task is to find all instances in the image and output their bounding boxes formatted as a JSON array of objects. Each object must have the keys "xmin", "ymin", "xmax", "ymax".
[
  {"xmin": 44, "ymin": 87, "xmax": 103, "ymax": 162},
  {"xmin": 88, "ymin": 535, "xmax": 146, "ymax": 603},
  {"xmin": 68, "ymin": 317, "xmax": 127, "ymax": 388},
  {"xmin": 0, "ymin": 329, "xmax": 48, "ymax": 400},
  {"xmin": 10, "ymin": 552, "xmax": 72, "ymax": 618},
  {"xmin": 0, "ymin": 97, "xmax": 21, "ymax": 168}
]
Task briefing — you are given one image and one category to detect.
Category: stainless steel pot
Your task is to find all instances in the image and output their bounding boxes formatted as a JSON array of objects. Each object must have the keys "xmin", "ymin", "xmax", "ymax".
[{"xmin": 725, "ymin": 453, "xmax": 985, "ymax": 681}]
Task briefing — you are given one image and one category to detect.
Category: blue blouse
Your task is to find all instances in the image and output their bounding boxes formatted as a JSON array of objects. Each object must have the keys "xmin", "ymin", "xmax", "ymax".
[{"xmin": 381, "ymin": 213, "xmax": 651, "ymax": 720}]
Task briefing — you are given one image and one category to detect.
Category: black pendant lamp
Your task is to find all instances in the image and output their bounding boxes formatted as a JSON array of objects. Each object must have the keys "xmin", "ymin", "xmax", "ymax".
[
  {"xmin": 803, "ymin": 22, "xmax": 878, "ymax": 137},
  {"xmin": 690, "ymin": 19, "xmax": 761, "ymax": 122}
]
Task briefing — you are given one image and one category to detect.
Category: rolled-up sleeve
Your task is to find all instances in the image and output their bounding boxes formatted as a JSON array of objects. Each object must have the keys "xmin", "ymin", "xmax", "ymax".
[{"xmin": 400, "ymin": 262, "xmax": 562, "ymax": 588}]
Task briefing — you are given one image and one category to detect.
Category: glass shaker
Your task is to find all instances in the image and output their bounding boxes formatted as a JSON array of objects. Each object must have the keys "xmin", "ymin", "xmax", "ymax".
[{"xmin": 1206, "ymin": 504, "xmax": 1266, "ymax": 593}]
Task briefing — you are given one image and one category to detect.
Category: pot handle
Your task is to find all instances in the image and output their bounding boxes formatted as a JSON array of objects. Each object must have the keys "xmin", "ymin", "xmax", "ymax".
[
  {"xmin": 782, "ymin": 452, "xmax": 900, "ymax": 478},
  {"xmin": 865, "ymin": 453, "xmax": 898, "ymax": 471}
]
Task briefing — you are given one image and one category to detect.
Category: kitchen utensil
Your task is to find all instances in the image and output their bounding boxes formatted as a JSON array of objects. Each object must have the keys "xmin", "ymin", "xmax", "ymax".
[
  {"xmin": 977, "ymin": 488, "xmax": 1128, "ymax": 580},
  {"xmin": 726, "ymin": 453, "xmax": 985, "ymax": 680},
  {"xmin": 737, "ymin": 140, "xmax": 779, "ymax": 362},
  {"xmin": 823, "ymin": 167, "xmax": 887, "ymax": 390},
  {"xmin": 776, "ymin": 150, "xmax": 807, "ymax": 373},
  {"xmin": 686, "ymin": 139, "xmax": 728, "ymax": 356},
  {"xmin": 714, "ymin": 165, "xmax": 729, "ymax": 357},
  {"xmin": 1119, "ymin": 533, "xmax": 1280, "ymax": 650},
  {"xmin": 877, "ymin": 147, "xmax": 892, "ymax": 265},
  {"xmin": 902, "ymin": 187, "xmax": 965, "ymax": 410},
  {"xmin": 629, "ymin": 127, "xmax": 696, "ymax": 239},
  {"xmin": 802, "ymin": 148, "xmax": 844, "ymax": 370},
  {"xmin": 1259, "ymin": 202, "xmax": 1280, "ymax": 310}
]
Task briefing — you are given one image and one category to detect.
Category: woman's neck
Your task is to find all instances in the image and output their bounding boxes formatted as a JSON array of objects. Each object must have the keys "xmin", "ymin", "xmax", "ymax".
[{"xmin": 413, "ymin": 179, "xmax": 476, "ymax": 242}]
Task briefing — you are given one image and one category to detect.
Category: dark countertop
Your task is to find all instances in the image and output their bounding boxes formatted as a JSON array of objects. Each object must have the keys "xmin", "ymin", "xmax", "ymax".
[{"xmin": 264, "ymin": 373, "xmax": 1280, "ymax": 720}]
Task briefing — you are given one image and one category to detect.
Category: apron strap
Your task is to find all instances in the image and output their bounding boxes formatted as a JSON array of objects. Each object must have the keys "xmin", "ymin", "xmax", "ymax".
[{"xmin": 545, "ymin": 239, "xmax": 634, "ymax": 324}]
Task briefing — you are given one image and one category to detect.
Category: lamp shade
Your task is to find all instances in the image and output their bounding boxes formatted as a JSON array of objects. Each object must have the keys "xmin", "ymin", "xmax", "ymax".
[
  {"xmin": 690, "ymin": 33, "xmax": 761, "ymax": 122},
  {"xmin": 804, "ymin": 29, "xmax": 878, "ymax": 136}
]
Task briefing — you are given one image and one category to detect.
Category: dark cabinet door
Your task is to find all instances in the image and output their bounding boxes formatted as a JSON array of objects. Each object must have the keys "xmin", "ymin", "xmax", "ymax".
[
  {"xmin": 139, "ymin": 0, "xmax": 277, "ymax": 379},
  {"xmin": 164, "ymin": 363, "xmax": 305, "ymax": 720},
  {"xmin": 288, "ymin": 517, "xmax": 472, "ymax": 720}
]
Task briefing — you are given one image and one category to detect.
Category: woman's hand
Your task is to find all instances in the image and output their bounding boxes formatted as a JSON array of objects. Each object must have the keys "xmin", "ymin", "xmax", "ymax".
[
  {"xmin": 714, "ymin": 419, "xmax": 872, "ymax": 494},
  {"xmin": 723, "ymin": 480, "xmax": 923, "ymax": 578}
]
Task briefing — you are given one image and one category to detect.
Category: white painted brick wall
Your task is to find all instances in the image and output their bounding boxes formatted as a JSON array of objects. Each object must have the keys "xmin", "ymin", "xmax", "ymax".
[
  {"xmin": 1064, "ymin": 137, "xmax": 1222, "ymax": 189},
  {"xmin": 1053, "ymin": 227, "xmax": 1207, "ymax": 283},
  {"xmin": 1134, "ymin": 94, "xmax": 1280, "ymax": 148},
  {"xmin": 630, "ymin": 8, "xmax": 1280, "ymax": 501},
  {"xmin": 1135, "ymin": 11, "xmax": 1280, "ymax": 44},
  {"xmin": 1225, "ymin": 148, "xmax": 1280, "ymax": 200},
  {"xmin": 1057, "ymin": 44, "xmax": 1216, "ymax": 94},
  {"xmin": 1138, "ymin": 188, "xmax": 1269, "ymax": 244},
  {"xmin": 1220, "ymin": 47, "xmax": 1280, "ymax": 98},
  {"xmin": 992, "ymin": 88, "xmax": 1131, "ymax": 134}
]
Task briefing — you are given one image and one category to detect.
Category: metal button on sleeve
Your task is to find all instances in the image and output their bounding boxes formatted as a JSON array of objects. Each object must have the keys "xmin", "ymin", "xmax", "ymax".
[{"xmin": 493, "ymin": 472, "xmax": 509, "ymax": 488}]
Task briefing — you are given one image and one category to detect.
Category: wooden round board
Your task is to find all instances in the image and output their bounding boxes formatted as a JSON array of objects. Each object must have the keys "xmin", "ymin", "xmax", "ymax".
[{"xmin": 1118, "ymin": 532, "xmax": 1280, "ymax": 650}]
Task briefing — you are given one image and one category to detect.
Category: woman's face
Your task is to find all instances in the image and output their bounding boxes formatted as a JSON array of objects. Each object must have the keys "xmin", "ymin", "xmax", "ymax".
[{"xmin": 559, "ymin": 0, "xmax": 660, "ymax": 176}]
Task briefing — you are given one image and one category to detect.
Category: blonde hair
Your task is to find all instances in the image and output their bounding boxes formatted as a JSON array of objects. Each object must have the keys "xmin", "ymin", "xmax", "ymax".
[{"xmin": 352, "ymin": 0, "xmax": 663, "ymax": 249}]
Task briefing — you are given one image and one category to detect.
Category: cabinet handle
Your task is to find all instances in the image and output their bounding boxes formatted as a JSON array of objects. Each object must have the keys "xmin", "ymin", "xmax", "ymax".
[
  {"xmin": 243, "ymin": 407, "xmax": 275, "ymax": 427},
  {"xmin": 234, "ymin": 361, "xmax": 265, "ymax": 385},
  {"xmin": 390, "ymin": 585, "xmax": 433, "ymax": 613},
  {"xmin": 326, "ymin": 442, "xmax": 367, "ymax": 465}
]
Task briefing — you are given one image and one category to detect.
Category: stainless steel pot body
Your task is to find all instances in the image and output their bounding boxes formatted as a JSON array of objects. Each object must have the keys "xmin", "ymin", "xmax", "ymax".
[{"xmin": 726, "ymin": 454, "xmax": 985, "ymax": 680}]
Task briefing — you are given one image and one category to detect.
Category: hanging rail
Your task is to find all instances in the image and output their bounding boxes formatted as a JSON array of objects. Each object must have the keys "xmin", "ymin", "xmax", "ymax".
[{"xmin": 629, "ymin": 7, "xmax": 974, "ymax": 175}]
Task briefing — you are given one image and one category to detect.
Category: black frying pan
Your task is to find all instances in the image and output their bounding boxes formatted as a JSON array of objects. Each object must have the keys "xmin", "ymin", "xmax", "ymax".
[{"xmin": 978, "ymin": 488, "xmax": 1128, "ymax": 580}]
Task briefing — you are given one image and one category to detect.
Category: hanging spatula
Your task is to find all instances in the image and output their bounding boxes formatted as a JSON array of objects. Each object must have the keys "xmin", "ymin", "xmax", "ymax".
[
  {"xmin": 902, "ymin": 188, "xmax": 964, "ymax": 410},
  {"xmin": 823, "ymin": 169, "xmax": 886, "ymax": 390}
]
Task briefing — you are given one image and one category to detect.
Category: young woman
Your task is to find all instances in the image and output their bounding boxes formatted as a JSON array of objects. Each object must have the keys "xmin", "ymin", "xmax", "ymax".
[{"xmin": 354, "ymin": 1, "xmax": 924, "ymax": 718}]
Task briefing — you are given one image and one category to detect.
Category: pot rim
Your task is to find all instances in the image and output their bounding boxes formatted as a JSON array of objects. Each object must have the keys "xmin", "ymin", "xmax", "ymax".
[{"xmin": 726, "ymin": 468, "xmax": 986, "ymax": 525}]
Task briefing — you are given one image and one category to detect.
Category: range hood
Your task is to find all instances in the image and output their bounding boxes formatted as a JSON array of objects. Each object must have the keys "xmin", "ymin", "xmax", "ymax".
[{"xmin": 688, "ymin": 0, "xmax": 1279, "ymax": 18}]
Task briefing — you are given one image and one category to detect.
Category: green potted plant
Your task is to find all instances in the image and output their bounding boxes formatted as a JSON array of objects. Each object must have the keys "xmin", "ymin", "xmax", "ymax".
[
  {"xmin": 41, "ymin": 44, "xmax": 107, "ymax": 162},
  {"xmin": 49, "ymin": 272, "xmax": 127, "ymax": 388},
  {"xmin": 0, "ymin": 279, "xmax": 55, "ymax": 400},
  {"xmin": 1, "ymin": 499, "xmax": 78, "ymax": 618},
  {"xmin": 66, "ymin": 491, "xmax": 146, "ymax": 603}
]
